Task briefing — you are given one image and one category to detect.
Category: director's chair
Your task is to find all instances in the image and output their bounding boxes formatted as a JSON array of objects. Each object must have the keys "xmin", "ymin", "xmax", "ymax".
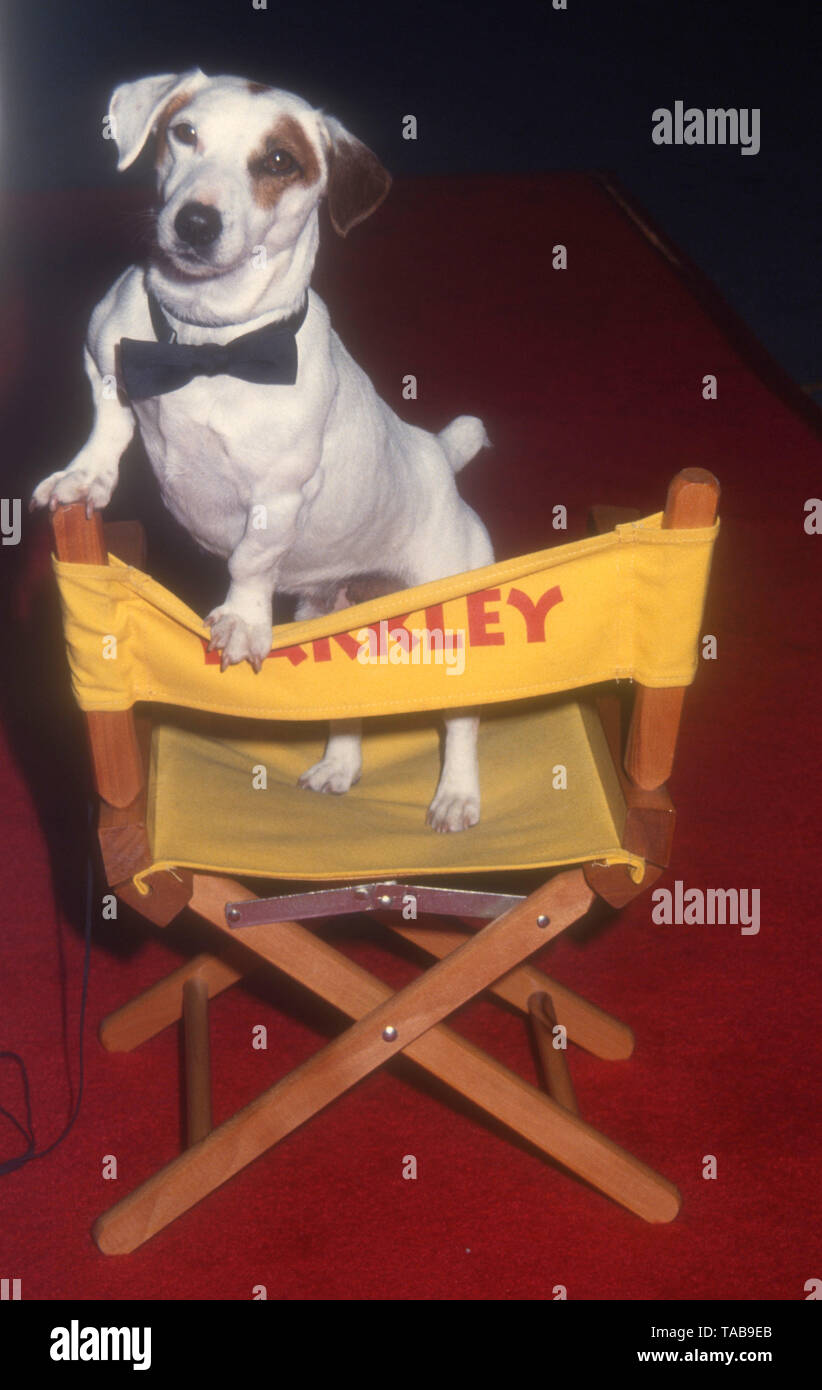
[{"xmin": 47, "ymin": 466, "xmax": 719, "ymax": 1253}]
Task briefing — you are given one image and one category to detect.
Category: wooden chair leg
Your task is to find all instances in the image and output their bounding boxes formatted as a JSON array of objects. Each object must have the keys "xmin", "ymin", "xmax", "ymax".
[
  {"xmin": 183, "ymin": 977, "xmax": 212, "ymax": 1146},
  {"xmin": 93, "ymin": 871, "xmax": 679, "ymax": 1254},
  {"xmin": 528, "ymin": 992, "xmax": 579, "ymax": 1114}
]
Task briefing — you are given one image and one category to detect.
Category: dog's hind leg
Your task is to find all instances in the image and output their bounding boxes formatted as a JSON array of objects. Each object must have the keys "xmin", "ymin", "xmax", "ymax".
[
  {"xmin": 298, "ymin": 719, "xmax": 363, "ymax": 795},
  {"xmin": 426, "ymin": 710, "xmax": 481, "ymax": 833},
  {"xmin": 406, "ymin": 508, "xmax": 492, "ymax": 832},
  {"xmin": 294, "ymin": 591, "xmax": 362, "ymax": 796}
]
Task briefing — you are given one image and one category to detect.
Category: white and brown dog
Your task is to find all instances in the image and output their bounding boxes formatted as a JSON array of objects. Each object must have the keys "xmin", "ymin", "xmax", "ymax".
[{"xmin": 32, "ymin": 70, "xmax": 494, "ymax": 831}]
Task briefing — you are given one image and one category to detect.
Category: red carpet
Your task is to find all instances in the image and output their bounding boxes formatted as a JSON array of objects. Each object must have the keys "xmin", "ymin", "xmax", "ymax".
[{"xmin": 1, "ymin": 172, "xmax": 820, "ymax": 1300}]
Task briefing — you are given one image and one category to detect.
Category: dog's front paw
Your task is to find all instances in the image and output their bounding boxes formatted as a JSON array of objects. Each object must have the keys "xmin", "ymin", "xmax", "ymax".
[
  {"xmin": 31, "ymin": 466, "xmax": 116, "ymax": 516},
  {"xmin": 206, "ymin": 606, "xmax": 272, "ymax": 673},
  {"xmin": 298, "ymin": 752, "xmax": 361, "ymax": 795},
  {"xmin": 426, "ymin": 788, "xmax": 480, "ymax": 833}
]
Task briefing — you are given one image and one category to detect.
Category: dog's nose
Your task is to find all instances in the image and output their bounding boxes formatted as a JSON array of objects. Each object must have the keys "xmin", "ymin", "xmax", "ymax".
[{"xmin": 174, "ymin": 202, "xmax": 222, "ymax": 248}]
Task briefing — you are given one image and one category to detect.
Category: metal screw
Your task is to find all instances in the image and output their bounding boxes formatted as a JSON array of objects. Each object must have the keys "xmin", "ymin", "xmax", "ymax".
[
  {"xmin": 378, "ymin": 893, "xmax": 392, "ymax": 906},
  {"xmin": 227, "ymin": 906, "xmax": 241, "ymax": 923},
  {"xmin": 537, "ymin": 914, "xmax": 550, "ymax": 928},
  {"xmin": 382, "ymin": 1026, "xmax": 398, "ymax": 1042}
]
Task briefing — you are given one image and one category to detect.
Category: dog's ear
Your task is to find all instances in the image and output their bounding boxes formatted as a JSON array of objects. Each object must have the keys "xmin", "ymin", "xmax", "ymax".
[
  {"xmin": 108, "ymin": 69, "xmax": 208, "ymax": 170},
  {"xmin": 322, "ymin": 116, "xmax": 391, "ymax": 236}
]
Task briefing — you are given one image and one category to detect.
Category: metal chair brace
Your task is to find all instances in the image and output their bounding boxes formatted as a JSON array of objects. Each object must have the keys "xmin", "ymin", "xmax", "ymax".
[{"xmin": 224, "ymin": 881, "xmax": 527, "ymax": 928}]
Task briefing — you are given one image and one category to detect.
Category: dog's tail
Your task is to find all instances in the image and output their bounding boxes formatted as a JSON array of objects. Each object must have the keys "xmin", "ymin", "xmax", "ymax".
[{"xmin": 438, "ymin": 415, "xmax": 490, "ymax": 474}]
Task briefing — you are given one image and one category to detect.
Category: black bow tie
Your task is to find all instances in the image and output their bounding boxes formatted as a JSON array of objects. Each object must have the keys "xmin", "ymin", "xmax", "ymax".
[{"xmin": 119, "ymin": 293, "xmax": 308, "ymax": 402}]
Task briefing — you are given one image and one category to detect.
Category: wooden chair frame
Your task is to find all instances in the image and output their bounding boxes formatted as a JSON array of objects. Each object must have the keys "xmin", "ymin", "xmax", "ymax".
[{"xmin": 48, "ymin": 467, "xmax": 719, "ymax": 1254}]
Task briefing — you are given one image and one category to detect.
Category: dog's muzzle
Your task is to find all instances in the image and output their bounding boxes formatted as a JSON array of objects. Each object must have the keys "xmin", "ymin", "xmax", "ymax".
[{"xmin": 174, "ymin": 202, "xmax": 223, "ymax": 249}]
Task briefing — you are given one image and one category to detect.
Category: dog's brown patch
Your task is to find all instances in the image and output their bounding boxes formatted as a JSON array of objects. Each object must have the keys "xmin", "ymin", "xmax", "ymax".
[
  {"xmin": 248, "ymin": 116, "xmax": 321, "ymax": 208},
  {"xmin": 248, "ymin": 82, "xmax": 268, "ymax": 94},
  {"xmin": 154, "ymin": 91, "xmax": 193, "ymax": 164}
]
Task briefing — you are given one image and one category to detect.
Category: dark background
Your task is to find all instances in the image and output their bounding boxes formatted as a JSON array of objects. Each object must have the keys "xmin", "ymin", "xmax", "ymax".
[{"xmin": 2, "ymin": 0, "xmax": 820, "ymax": 391}]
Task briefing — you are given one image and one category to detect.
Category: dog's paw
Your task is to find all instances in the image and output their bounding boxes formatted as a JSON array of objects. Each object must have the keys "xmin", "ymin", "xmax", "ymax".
[
  {"xmin": 30, "ymin": 466, "xmax": 116, "ymax": 515},
  {"xmin": 298, "ymin": 752, "xmax": 361, "ymax": 795},
  {"xmin": 426, "ymin": 789, "xmax": 480, "ymax": 833},
  {"xmin": 206, "ymin": 607, "xmax": 272, "ymax": 673}
]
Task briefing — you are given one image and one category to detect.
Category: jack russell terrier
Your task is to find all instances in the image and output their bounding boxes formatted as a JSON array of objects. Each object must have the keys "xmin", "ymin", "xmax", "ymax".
[{"xmin": 32, "ymin": 69, "xmax": 494, "ymax": 832}]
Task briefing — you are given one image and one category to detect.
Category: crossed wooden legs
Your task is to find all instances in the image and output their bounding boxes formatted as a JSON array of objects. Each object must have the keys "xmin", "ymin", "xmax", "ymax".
[{"xmin": 93, "ymin": 869, "xmax": 680, "ymax": 1254}]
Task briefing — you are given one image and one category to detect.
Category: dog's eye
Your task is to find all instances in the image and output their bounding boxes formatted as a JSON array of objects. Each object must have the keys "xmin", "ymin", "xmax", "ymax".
[
  {"xmin": 261, "ymin": 148, "xmax": 298, "ymax": 176},
  {"xmin": 172, "ymin": 122, "xmax": 198, "ymax": 147}
]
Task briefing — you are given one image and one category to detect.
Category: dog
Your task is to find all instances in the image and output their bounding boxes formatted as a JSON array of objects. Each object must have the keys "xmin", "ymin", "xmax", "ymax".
[{"xmin": 32, "ymin": 70, "xmax": 494, "ymax": 832}]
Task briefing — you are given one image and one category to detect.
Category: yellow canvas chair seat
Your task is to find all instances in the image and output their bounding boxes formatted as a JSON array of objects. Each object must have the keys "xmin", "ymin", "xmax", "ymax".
[
  {"xmin": 47, "ymin": 468, "xmax": 719, "ymax": 1254},
  {"xmin": 143, "ymin": 699, "xmax": 645, "ymax": 886}
]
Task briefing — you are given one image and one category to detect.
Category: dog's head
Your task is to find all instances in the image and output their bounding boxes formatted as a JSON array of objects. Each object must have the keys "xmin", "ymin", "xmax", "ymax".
[{"xmin": 108, "ymin": 70, "xmax": 391, "ymax": 280}]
